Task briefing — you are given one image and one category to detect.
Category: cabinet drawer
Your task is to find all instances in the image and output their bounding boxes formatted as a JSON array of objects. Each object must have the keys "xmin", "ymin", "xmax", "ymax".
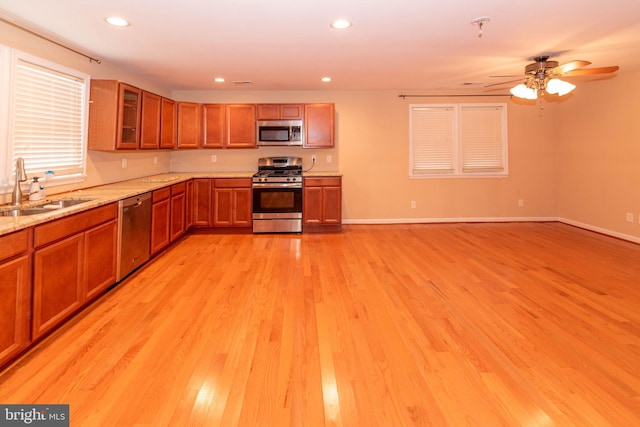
[
  {"xmin": 0, "ymin": 229, "xmax": 31, "ymax": 262},
  {"xmin": 214, "ymin": 178, "xmax": 252, "ymax": 188},
  {"xmin": 153, "ymin": 187, "xmax": 171, "ymax": 202},
  {"xmin": 171, "ymin": 182, "xmax": 186, "ymax": 195},
  {"xmin": 304, "ymin": 177, "xmax": 341, "ymax": 187},
  {"xmin": 34, "ymin": 203, "xmax": 118, "ymax": 248}
]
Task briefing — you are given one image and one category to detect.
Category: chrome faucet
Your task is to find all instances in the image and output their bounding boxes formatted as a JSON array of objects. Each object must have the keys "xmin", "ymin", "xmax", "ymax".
[{"xmin": 11, "ymin": 157, "xmax": 28, "ymax": 206}]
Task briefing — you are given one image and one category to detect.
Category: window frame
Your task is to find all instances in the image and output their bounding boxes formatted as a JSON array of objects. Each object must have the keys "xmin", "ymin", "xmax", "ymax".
[
  {"xmin": 1, "ymin": 45, "xmax": 90, "ymax": 193},
  {"xmin": 409, "ymin": 103, "xmax": 508, "ymax": 178}
]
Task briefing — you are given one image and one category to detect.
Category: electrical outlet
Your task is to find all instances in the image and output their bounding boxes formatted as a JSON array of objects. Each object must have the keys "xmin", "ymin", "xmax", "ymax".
[
  {"xmin": 626, "ymin": 212, "xmax": 634, "ymax": 223},
  {"xmin": 311, "ymin": 155, "xmax": 317, "ymax": 163},
  {"xmin": 121, "ymin": 158, "xmax": 127, "ymax": 169},
  {"xmin": 211, "ymin": 155, "xmax": 217, "ymax": 163},
  {"xmin": 153, "ymin": 156, "xmax": 158, "ymax": 165},
  {"xmin": 326, "ymin": 155, "xmax": 332, "ymax": 163},
  {"xmin": 411, "ymin": 200, "xmax": 416, "ymax": 209},
  {"xmin": 518, "ymin": 199, "xmax": 524, "ymax": 208}
]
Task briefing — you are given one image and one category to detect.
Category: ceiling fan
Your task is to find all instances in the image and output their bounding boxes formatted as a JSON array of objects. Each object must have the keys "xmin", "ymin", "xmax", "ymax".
[{"xmin": 487, "ymin": 55, "xmax": 619, "ymax": 99}]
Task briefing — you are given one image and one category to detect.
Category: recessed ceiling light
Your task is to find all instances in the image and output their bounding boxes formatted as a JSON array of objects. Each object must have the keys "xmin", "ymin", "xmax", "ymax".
[
  {"xmin": 106, "ymin": 16, "xmax": 130, "ymax": 27},
  {"xmin": 321, "ymin": 77, "xmax": 332, "ymax": 82},
  {"xmin": 214, "ymin": 77, "xmax": 225, "ymax": 83},
  {"xmin": 330, "ymin": 20, "xmax": 352, "ymax": 29}
]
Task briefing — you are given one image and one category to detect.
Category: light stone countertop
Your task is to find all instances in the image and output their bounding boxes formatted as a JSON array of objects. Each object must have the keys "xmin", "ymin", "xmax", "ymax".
[{"xmin": 0, "ymin": 171, "xmax": 341, "ymax": 236}]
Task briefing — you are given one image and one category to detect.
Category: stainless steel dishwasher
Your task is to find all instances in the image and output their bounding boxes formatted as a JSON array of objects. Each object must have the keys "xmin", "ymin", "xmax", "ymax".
[{"xmin": 117, "ymin": 192, "xmax": 152, "ymax": 281}]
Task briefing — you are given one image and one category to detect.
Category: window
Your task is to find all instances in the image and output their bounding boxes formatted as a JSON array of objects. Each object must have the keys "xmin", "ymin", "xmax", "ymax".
[
  {"xmin": 1, "ymin": 45, "xmax": 89, "ymax": 192},
  {"xmin": 409, "ymin": 103, "xmax": 508, "ymax": 177}
]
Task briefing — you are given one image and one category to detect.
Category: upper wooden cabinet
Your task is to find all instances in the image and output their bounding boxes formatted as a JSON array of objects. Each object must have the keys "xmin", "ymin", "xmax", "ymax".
[
  {"xmin": 202, "ymin": 104, "xmax": 225, "ymax": 148},
  {"xmin": 140, "ymin": 91, "xmax": 161, "ymax": 149},
  {"xmin": 160, "ymin": 97, "xmax": 177, "ymax": 149},
  {"xmin": 177, "ymin": 102, "xmax": 201, "ymax": 148},
  {"xmin": 226, "ymin": 104, "xmax": 256, "ymax": 148},
  {"xmin": 304, "ymin": 103, "xmax": 335, "ymax": 148},
  {"xmin": 257, "ymin": 104, "xmax": 303, "ymax": 120},
  {"xmin": 202, "ymin": 104, "xmax": 256, "ymax": 148},
  {"xmin": 88, "ymin": 80, "xmax": 142, "ymax": 150}
]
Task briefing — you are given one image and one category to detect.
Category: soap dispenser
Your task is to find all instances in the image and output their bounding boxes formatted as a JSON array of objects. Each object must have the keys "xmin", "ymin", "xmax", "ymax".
[{"xmin": 29, "ymin": 177, "xmax": 43, "ymax": 201}]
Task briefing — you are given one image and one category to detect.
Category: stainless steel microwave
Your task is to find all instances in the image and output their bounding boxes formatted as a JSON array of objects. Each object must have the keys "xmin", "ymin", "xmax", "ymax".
[{"xmin": 257, "ymin": 120, "xmax": 303, "ymax": 146}]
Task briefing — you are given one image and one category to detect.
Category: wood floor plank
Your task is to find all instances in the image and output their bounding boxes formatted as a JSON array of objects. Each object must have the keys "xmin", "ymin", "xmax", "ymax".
[{"xmin": 1, "ymin": 222, "xmax": 640, "ymax": 426}]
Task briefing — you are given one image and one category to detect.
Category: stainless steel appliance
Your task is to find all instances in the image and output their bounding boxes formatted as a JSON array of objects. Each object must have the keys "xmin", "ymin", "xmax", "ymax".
[
  {"xmin": 257, "ymin": 120, "xmax": 303, "ymax": 146},
  {"xmin": 117, "ymin": 193, "xmax": 151, "ymax": 281},
  {"xmin": 252, "ymin": 157, "xmax": 303, "ymax": 233}
]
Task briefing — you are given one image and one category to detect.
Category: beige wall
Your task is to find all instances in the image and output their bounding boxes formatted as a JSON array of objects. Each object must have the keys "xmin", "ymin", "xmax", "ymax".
[
  {"xmin": 557, "ymin": 70, "xmax": 640, "ymax": 241},
  {"xmin": 3, "ymin": 20, "xmax": 639, "ymax": 242}
]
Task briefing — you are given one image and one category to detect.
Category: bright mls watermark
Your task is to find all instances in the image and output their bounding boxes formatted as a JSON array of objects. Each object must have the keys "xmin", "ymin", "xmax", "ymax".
[{"xmin": 0, "ymin": 405, "xmax": 69, "ymax": 426}]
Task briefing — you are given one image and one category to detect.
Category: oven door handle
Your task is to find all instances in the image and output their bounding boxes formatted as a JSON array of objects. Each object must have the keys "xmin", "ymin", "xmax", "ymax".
[{"xmin": 252, "ymin": 183, "xmax": 302, "ymax": 188}]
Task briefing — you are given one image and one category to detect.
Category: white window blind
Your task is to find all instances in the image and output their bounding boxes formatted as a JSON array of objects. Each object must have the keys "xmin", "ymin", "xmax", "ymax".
[
  {"xmin": 9, "ymin": 55, "xmax": 88, "ymax": 182},
  {"xmin": 410, "ymin": 106, "xmax": 455, "ymax": 175},
  {"xmin": 410, "ymin": 103, "xmax": 507, "ymax": 177}
]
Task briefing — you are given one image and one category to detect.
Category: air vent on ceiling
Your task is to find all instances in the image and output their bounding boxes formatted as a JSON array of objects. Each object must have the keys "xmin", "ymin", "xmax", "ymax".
[{"xmin": 232, "ymin": 81, "xmax": 253, "ymax": 85}]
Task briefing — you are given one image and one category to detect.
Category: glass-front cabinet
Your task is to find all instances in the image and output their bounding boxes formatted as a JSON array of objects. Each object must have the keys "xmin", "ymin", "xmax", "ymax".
[{"xmin": 117, "ymin": 84, "xmax": 142, "ymax": 149}]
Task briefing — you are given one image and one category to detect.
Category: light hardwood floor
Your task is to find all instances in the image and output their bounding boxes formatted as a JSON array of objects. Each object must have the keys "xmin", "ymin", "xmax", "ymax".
[{"xmin": 1, "ymin": 223, "xmax": 639, "ymax": 426}]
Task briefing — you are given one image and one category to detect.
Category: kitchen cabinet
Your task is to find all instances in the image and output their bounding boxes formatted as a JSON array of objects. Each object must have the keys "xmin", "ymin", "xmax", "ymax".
[
  {"xmin": 193, "ymin": 179, "xmax": 213, "ymax": 227},
  {"xmin": 213, "ymin": 178, "xmax": 252, "ymax": 227},
  {"xmin": 32, "ymin": 203, "xmax": 118, "ymax": 340},
  {"xmin": 304, "ymin": 103, "xmax": 335, "ymax": 148},
  {"xmin": 160, "ymin": 97, "xmax": 177, "ymax": 149},
  {"xmin": 257, "ymin": 104, "xmax": 303, "ymax": 120},
  {"xmin": 170, "ymin": 182, "xmax": 186, "ymax": 241},
  {"xmin": 202, "ymin": 104, "xmax": 225, "ymax": 148},
  {"xmin": 140, "ymin": 91, "xmax": 162, "ymax": 149},
  {"xmin": 303, "ymin": 176, "xmax": 342, "ymax": 230},
  {"xmin": 185, "ymin": 180, "xmax": 194, "ymax": 230},
  {"xmin": 151, "ymin": 187, "xmax": 171, "ymax": 255},
  {"xmin": 0, "ymin": 229, "xmax": 31, "ymax": 368},
  {"xmin": 88, "ymin": 80, "xmax": 142, "ymax": 150},
  {"xmin": 202, "ymin": 104, "xmax": 257, "ymax": 148},
  {"xmin": 226, "ymin": 104, "xmax": 257, "ymax": 148},
  {"xmin": 177, "ymin": 102, "xmax": 201, "ymax": 148}
]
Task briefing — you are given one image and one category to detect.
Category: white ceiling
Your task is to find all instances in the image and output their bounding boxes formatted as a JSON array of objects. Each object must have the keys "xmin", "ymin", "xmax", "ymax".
[{"xmin": 1, "ymin": 0, "xmax": 640, "ymax": 92}]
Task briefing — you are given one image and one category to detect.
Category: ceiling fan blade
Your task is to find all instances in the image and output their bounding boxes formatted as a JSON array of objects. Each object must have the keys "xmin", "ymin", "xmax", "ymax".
[
  {"xmin": 561, "ymin": 66, "xmax": 619, "ymax": 76},
  {"xmin": 489, "ymin": 75, "xmax": 522, "ymax": 78},
  {"xmin": 484, "ymin": 78, "xmax": 524, "ymax": 88},
  {"xmin": 550, "ymin": 60, "xmax": 591, "ymax": 74}
]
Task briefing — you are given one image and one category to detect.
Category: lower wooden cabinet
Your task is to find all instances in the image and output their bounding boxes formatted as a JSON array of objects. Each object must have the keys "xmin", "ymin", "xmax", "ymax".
[
  {"xmin": 170, "ymin": 182, "xmax": 186, "ymax": 241},
  {"xmin": 213, "ymin": 178, "xmax": 252, "ymax": 227},
  {"xmin": 303, "ymin": 176, "xmax": 342, "ymax": 230},
  {"xmin": 32, "ymin": 203, "xmax": 118, "ymax": 340},
  {"xmin": 151, "ymin": 187, "xmax": 171, "ymax": 255},
  {"xmin": 193, "ymin": 179, "xmax": 213, "ymax": 227},
  {"xmin": 0, "ymin": 230, "xmax": 32, "ymax": 368}
]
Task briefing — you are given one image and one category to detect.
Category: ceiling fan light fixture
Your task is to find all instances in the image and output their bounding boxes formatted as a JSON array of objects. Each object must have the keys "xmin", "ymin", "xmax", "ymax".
[
  {"xmin": 546, "ymin": 78, "xmax": 576, "ymax": 96},
  {"xmin": 510, "ymin": 84, "xmax": 538, "ymax": 100}
]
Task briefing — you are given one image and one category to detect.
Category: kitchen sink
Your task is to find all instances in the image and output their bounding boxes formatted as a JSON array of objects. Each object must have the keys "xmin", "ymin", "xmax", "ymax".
[
  {"xmin": 0, "ymin": 208, "xmax": 52, "ymax": 217},
  {"xmin": 36, "ymin": 198, "xmax": 95, "ymax": 209},
  {"xmin": 0, "ymin": 198, "xmax": 95, "ymax": 217}
]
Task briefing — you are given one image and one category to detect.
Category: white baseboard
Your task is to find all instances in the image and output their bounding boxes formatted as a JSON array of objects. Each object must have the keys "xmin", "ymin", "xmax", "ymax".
[{"xmin": 342, "ymin": 216, "xmax": 640, "ymax": 245}]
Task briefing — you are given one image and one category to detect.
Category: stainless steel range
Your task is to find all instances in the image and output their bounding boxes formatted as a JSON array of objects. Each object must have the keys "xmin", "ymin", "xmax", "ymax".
[{"xmin": 252, "ymin": 157, "xmax": 303, "ymax": 233}]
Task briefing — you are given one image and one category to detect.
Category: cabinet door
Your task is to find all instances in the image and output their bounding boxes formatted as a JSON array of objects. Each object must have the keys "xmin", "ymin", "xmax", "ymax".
[
  {"xmin": 185, "ymin": 180, "xmax": 194, "ymax": 230},
  {"xmin": 193, "ymin": 179, "xmax": 212, "ymax": 226},
  {"xmin": 226, "ymin": 104, "xmax": 256, "ymax": 148},
  {"xmin": 233, "ymin": 188, "xmax": 252, "ymax": 227},
  {"xmin": 0, "ymin": 255, "xmax": 31, "ymax": 367},
  {"xmin": 160, "ymin": 97, "xmax": 177, "ymax": 149},
  {"xmin": 171, "ymin": 192, "xmax": 186, "ymax": 241},
  {"xmin": 177, "ymin": 102, "xmax": 201, "ymax": 148},
  {"xmin": 140, "ymin": 91, "xmax": 161, "ymax": 149},
  {"xmin": 303, "ymin": 187, "xmax": 323, "ymax": 224},
  {"xmin": 202, "ymin": 104, "xmax": 225, "ymax": 148},
  {"xmin": 84, "ymin": 219, "xmax": 118, "ymax": 300},
  {"xmin": 214, "ymin": 188, "xmax": 233, "ymax": 226},
  {"xmin": 117, "ymin": 83, "xmax": 142, "ymax": 149},
  {"xmin": 33, "ymin": 234, "xmax": 84, "ymax": 339},
  {"xmin": 280, "ymin": 104, "xmax": 303, "ymax": 119},
  {"xmin": 151, "ymin": 199, "xmax": 171, "ymax": 255},
  {"xmin": 322, "ymin": 186, "xmax": 342, "ymax": 224},
  {"xmin": 304, "ymin": 103, "xmax": 335, "ymax": 148}
]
